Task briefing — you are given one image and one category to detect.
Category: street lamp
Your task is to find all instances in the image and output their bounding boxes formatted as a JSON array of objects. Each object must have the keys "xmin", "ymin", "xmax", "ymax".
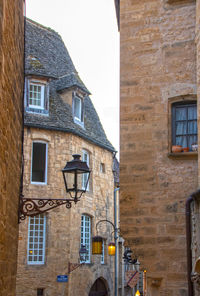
[{"xmin": 19, "ymin": 154, "xmax": 90, "ymax": 221}]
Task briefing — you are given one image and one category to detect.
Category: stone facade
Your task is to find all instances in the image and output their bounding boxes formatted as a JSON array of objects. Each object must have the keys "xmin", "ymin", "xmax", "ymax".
[
  {"xmin": 119, "ymin": 0, "xmax": 199, "ymax": 295},
  {"xmin": 17, "ymin": 128, "xmax": 115, "ymax": 296},
  {"xmin": 16, "ymin": 19, "xmax": 116, "ymax": 296},
  {"xmin": 0, "ymin": 1, "xmax": 24, "ymax": 296}
]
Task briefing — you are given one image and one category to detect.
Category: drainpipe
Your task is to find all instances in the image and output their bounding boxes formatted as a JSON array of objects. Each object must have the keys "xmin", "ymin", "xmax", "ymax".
[
  {"xmin": 186, "ymin": 190, "xmax": 200, "ymax": 296},
  {"xmin": 114, "ymin": 187, "xmax": 119, "ymax": 296},
  {"xmin": 186, "ymin": 195, "xmax": 194, "ymax": 296}
]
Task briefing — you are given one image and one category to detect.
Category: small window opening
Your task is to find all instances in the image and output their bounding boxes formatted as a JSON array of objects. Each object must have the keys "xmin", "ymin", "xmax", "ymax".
[
  {"xmin": 37, "ymin": 288, "xmax": 44, "ymax": 296},
  {"xmin": 100, "ymin": 163, "xmax": 105, "ymax": 173},
  {"xmin": 31, "ymin": 142, "xmax": 47, "ymax": 183}
]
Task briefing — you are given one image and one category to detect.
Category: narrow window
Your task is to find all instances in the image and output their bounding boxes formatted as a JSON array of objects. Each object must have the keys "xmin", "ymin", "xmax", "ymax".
[
  {"xmin": 172, "ymin": 101, "xmax": 197, "ymax": 150},
  {"xmin": 101, "ymin": 240, "xmax": 105, "ymax": 264},
  {"xmin": 80, "ymin": 214, "xmax": 91, "ymax": 263},
  {"xmin": 37, "ymin": 288, "xmax": 44, "ymax": 296},
  {"xmin": 27, "ymin": 215, "xmax": 46, "ymax": 265},
  {"xmin": 82, "ymin": 150, "xmax": 90, "ymax": 191},
  {"xmin": 73, "ymin": 94, "xmax": 84, "ymax": 126},
  {"xmin": 31, "ymin": 142, "xmax": 48, "ymax": 184},
  {"xmin": 100, "ymin": 163, "xmax": 105, "ymax": 173}
]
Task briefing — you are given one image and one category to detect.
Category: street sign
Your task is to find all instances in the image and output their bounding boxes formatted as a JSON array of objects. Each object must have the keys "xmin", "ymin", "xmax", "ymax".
[{"xmin": 57, "ymin": 275, "xmax": 68, "ymax": 283}]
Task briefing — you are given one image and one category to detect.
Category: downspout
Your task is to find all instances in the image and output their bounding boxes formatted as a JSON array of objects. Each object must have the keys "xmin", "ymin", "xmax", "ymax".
[
  {"xmin": 186, "ymin": 195, "xmax": 194, "ymax": 296},
  {"xmin": 114, "ymin": 187, "xmax": 120, "ymax": 296}
]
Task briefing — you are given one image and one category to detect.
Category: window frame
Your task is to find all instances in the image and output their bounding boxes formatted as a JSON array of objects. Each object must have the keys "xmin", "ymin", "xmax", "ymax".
[
  {"xmin": 29, "ymin": 82, "xmax": 45, "ymax": 110},
  {"xmin": 25, "ymin": 78, "xmax": 49, "ymax": 115},
  {"xmin": 31, "ymin": 141, "xmax": 48, "ymax": 185},
  {"xmin": 27, "ymin": 215, "xmax": 46, "ymax": 265},
  {"xmin": 171, "ymin": 101, "xmax": 197, "ymax": 151},
  {"xmin": 80, "ymin": 214, "xmax": 91, "ymax": 263},
  {"xmin": 73, "ymin": 92, "xmax": 84, "ymax": 127},
  {"xmin": 82, "ymin": 149, "xmax": 90, "ymax": 191}
]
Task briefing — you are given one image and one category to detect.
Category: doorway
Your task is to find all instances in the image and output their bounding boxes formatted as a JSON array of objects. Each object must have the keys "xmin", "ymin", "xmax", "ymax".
[{"xmin": 89, "ymin": 278, "xmax": 108, "ymax": 296}]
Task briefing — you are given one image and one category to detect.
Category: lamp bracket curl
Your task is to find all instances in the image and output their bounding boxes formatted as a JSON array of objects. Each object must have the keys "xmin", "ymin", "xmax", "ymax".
[{"xmin": 19, "ymin": 195, "xmax": 75, "ymax": 221}]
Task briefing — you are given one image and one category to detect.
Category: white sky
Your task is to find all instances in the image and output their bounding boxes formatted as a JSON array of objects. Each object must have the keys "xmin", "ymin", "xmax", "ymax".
[{"xmin": 26, "ymin": 0, "xmax": 120, "ymax": 154}]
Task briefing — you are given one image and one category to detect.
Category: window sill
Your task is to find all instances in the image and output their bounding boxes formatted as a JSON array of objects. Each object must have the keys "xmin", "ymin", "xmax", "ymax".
[{"xmin": 168, "ymin": 152, "xmax": 198, "ymax": 158}]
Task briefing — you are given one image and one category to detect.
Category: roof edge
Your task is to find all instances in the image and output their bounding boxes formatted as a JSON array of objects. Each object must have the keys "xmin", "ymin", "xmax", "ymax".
[{"xmin": 24, "ymin": 123, "xmax": 116, "ymax": 153}]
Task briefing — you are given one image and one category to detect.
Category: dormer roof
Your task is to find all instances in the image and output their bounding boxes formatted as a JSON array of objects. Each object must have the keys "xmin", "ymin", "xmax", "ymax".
[{"xmin": 24, "ymin": 18, "xmax": 115, "ymax": 153}]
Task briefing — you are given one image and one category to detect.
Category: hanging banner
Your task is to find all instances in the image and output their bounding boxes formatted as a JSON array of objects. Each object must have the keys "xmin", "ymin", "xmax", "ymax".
[{"xmin": 125, "ymin": 270, "xmax": 139, "ymax": 288}]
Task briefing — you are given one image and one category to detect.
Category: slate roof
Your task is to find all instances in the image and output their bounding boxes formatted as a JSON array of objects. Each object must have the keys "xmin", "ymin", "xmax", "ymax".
[{"xmin": 24, "ymin": 18, "xmax": 115, "ymax": 153}]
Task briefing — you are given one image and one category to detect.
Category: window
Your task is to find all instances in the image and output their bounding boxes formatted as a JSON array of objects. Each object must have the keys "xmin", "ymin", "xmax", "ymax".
[
  {"xmin": 29, "ymin": 83, "xmax": 45, "ymax": 109},
  {"xmin": 27, "ymin": 215, "xmax": 46, "ymax": 265},
  {"xmin": 172, "ymin": 101, "xmax": 197, "ymax": 151},
  {"xmin": 101, "ymin": 240, "xmax": 105, "ymax": 264},
  {"xmin": 100, "ymin": 163, "xmax": 105, "ymax": 173},
  {"xmin": 31, "ymin": 142, "xmax": 48, "ymax": 184},
  {"xmin": 82, "ymin": 150, "xmax": 90, "ymax": 191},
  {"xmin": 25, "ymin": 78, "xmax": 49, "ymax": 115},
  {"xmin": 37, "ymin": 289, "xmax": 44, "ymax": 296},
  {"xmin": 80, "ymin": 215, "xmax": 91, "ymax": 263},
  {"xmin": 73, "ymin": 93, "xmax": 84, "ymax": 126}
]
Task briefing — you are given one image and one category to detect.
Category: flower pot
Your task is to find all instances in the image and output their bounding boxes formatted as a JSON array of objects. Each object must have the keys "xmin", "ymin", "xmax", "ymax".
[
  {"xmin": 183, "ymin": 147, "xmax": 189, "ymax": 152},
  {"xmin": 172, "ymin": 145, "xmax": 182, "ymax": 153}
]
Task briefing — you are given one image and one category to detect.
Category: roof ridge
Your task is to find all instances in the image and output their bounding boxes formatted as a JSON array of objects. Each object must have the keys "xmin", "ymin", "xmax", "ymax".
[{"xmin": 26, "ymin": 17, "xmax": 60, "ymax": 37}]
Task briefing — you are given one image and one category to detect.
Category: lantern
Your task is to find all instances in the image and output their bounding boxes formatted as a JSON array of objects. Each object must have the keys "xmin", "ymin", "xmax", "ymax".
[
  {"xmin": 62, "ymin": 154, "xmax": 90, "ymax": 202},
  {"xmin": 92, "ymin": 236, "xmax": 103, "ymax": 254},
  {"xmin": 108, "ymin": 242, "xmax": 115, "ymax": 256}
]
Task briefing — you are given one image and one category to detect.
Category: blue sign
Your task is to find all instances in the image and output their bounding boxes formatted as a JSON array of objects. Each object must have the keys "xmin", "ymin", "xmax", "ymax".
[{"xmin": 57, "ymin": 275, "xmax": 68, "ymax": 283}]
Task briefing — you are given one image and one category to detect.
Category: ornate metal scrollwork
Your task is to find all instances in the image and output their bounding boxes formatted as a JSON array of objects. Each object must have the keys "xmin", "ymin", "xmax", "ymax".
[{"xmin": 19, "ymin": 195, "xmax": 73, "ymax": 221}]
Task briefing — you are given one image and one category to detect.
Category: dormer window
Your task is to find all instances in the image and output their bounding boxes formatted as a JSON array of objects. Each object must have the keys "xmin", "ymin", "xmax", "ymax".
[
  {"xmin": 73, "ymin": 92, "xmax": 84, "ymax": 127},
  {"xmin": 29, "ymin": 82, "xmax": 45, "ymax": 109},
  {"xmin": 25, "ymin": 78, "xmax": 49, "ymax": 115}
]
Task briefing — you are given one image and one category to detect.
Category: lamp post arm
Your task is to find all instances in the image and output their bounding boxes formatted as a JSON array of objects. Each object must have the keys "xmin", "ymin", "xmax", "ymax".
[{"xmin": 96, "ymin": 219, "xmax": 115, "ymax": 233}]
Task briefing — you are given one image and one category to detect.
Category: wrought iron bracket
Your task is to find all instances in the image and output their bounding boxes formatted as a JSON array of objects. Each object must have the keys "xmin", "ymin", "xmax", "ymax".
[
  {"xmin": 68, "ymin": 262, "xmax": 84, "ymax": 274},
  {"xmin": 19, "ymin": 195, "xmax": 77, "ymax": 222}
]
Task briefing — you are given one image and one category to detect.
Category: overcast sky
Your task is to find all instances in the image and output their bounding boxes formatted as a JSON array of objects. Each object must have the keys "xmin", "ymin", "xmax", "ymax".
[{"xmin": 26, "ymin": 0, "xmax": 120, "ymax": 154}]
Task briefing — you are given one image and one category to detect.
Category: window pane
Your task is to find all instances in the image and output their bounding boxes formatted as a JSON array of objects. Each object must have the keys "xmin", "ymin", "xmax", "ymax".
[
  {"xmin": 29, "ymin": 83, "xmax": 44, "ymax": 108},
  {"xmin": 188, "ymin": 121, "xmax": 197, "ymax": 134},
  {"xmin": 188, "ymin": 106, "xmax": 197, "ymax": 120},
  {"xmin": 176, "ymin": 122, "xmax": 187, "ymax": 135},
  {"xmin": 27, "ymin": 215, "xmax": 46, "ymax": 264},
  {"xmin": 32, "ymin": 143, "xmax": 47, "ymax": 183},
  {"xmin": 176, "ymin": 136, "xmax": 187, "ymax": 147},
  {"xmin": 176, "ymin": 107, "xmax": 187, "ymax": 120},
  {"xmin": 74, "ymin": 97, "xmax": 82, "ymax": 120},
  {"xmin": 80, "ymin": 215, "xmax": 91, "ymax": 263}
]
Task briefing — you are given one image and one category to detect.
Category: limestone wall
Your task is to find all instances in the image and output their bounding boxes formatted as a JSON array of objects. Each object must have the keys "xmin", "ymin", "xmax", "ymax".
[
  {"xmin": 120, "ymin": 0, "xmax": 197, "ymax": 295},
  {"xmin": 17, "ymin": 127, "xmax": 115, "ymax": 296},
  {"xmin": 0, "ymin": 1, "xmax": 24, "ymax": 295}
]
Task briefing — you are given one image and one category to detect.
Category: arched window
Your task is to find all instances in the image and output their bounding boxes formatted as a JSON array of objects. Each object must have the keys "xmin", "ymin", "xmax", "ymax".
[{"xmin": 80, "ymin": 214, "xmax": 91, "ymax": 263}]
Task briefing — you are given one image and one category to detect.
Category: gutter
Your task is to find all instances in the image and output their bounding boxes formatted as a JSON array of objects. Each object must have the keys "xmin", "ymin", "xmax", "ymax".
[{"xmin": 186, "ymin": 190, "xmax": 200, "ymax": 296}]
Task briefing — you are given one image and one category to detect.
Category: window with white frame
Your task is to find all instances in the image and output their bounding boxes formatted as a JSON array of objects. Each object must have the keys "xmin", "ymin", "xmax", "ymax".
[
  {"xmin": 82, "ymin": 150, "xmax": 90, "ymax": 191},
  {"xmin": 29, "ymin": 82, "xmax": 45, "ymax": 109},
  {"xmin": 73, "ymin": 94, "xmax": 84, "ymax": 126},
  {"xmin": 25, "ymin": 78, "xmax": 49, "ymax": 115},
  {"xmin": 27, "ymin": 215, "xmax": 46, "ymax": 265},
  {"xmin": 31, "ymin": 142, "xmax": 48, "ymax": 184},
  {"xmin": 101, "ymin": 240, "xmax": 105, "ymax": 264},
  {"xmin": 80, "ymin": 214, "xmax": 91, "ymax": 263}
]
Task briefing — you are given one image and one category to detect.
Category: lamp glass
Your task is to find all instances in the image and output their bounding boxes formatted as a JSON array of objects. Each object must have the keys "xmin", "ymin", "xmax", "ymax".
[
  {"xmin": 92, "ymin": 236, "xmax": 103, "ymax": 254},
  {"xmin": 135, "ymin": 291, "xmax": 140, "ymax": 296},
  {"xmin": 108, "ymin": 242, "xmax": 115, "ymax": 256}
]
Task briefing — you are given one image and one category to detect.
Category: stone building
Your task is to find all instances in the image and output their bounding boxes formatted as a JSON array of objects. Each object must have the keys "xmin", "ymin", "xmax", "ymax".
[
  {"xmin": 16, "ymin": 18, "xmax": 116, "ymax": 296},
  {"xmin": 0, "ymin": 1, "xmax": 24, "ymax": 296},
  {"xmin": 116, "ymin": 0, "xmax": 200, "ymax": 295}
]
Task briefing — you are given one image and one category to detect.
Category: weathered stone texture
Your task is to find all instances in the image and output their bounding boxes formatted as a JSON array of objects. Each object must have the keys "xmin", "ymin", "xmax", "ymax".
[
  {"xmin": 16, "ymin": 128, "xmax": 114, "ymax": 296},
  {"xmin": 120, "ymin": 0, "xmax": 197, "ymax": 295},
  {"xmin": 0, "ymin": 1, "xmax": 24, "ymax": 295}
]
